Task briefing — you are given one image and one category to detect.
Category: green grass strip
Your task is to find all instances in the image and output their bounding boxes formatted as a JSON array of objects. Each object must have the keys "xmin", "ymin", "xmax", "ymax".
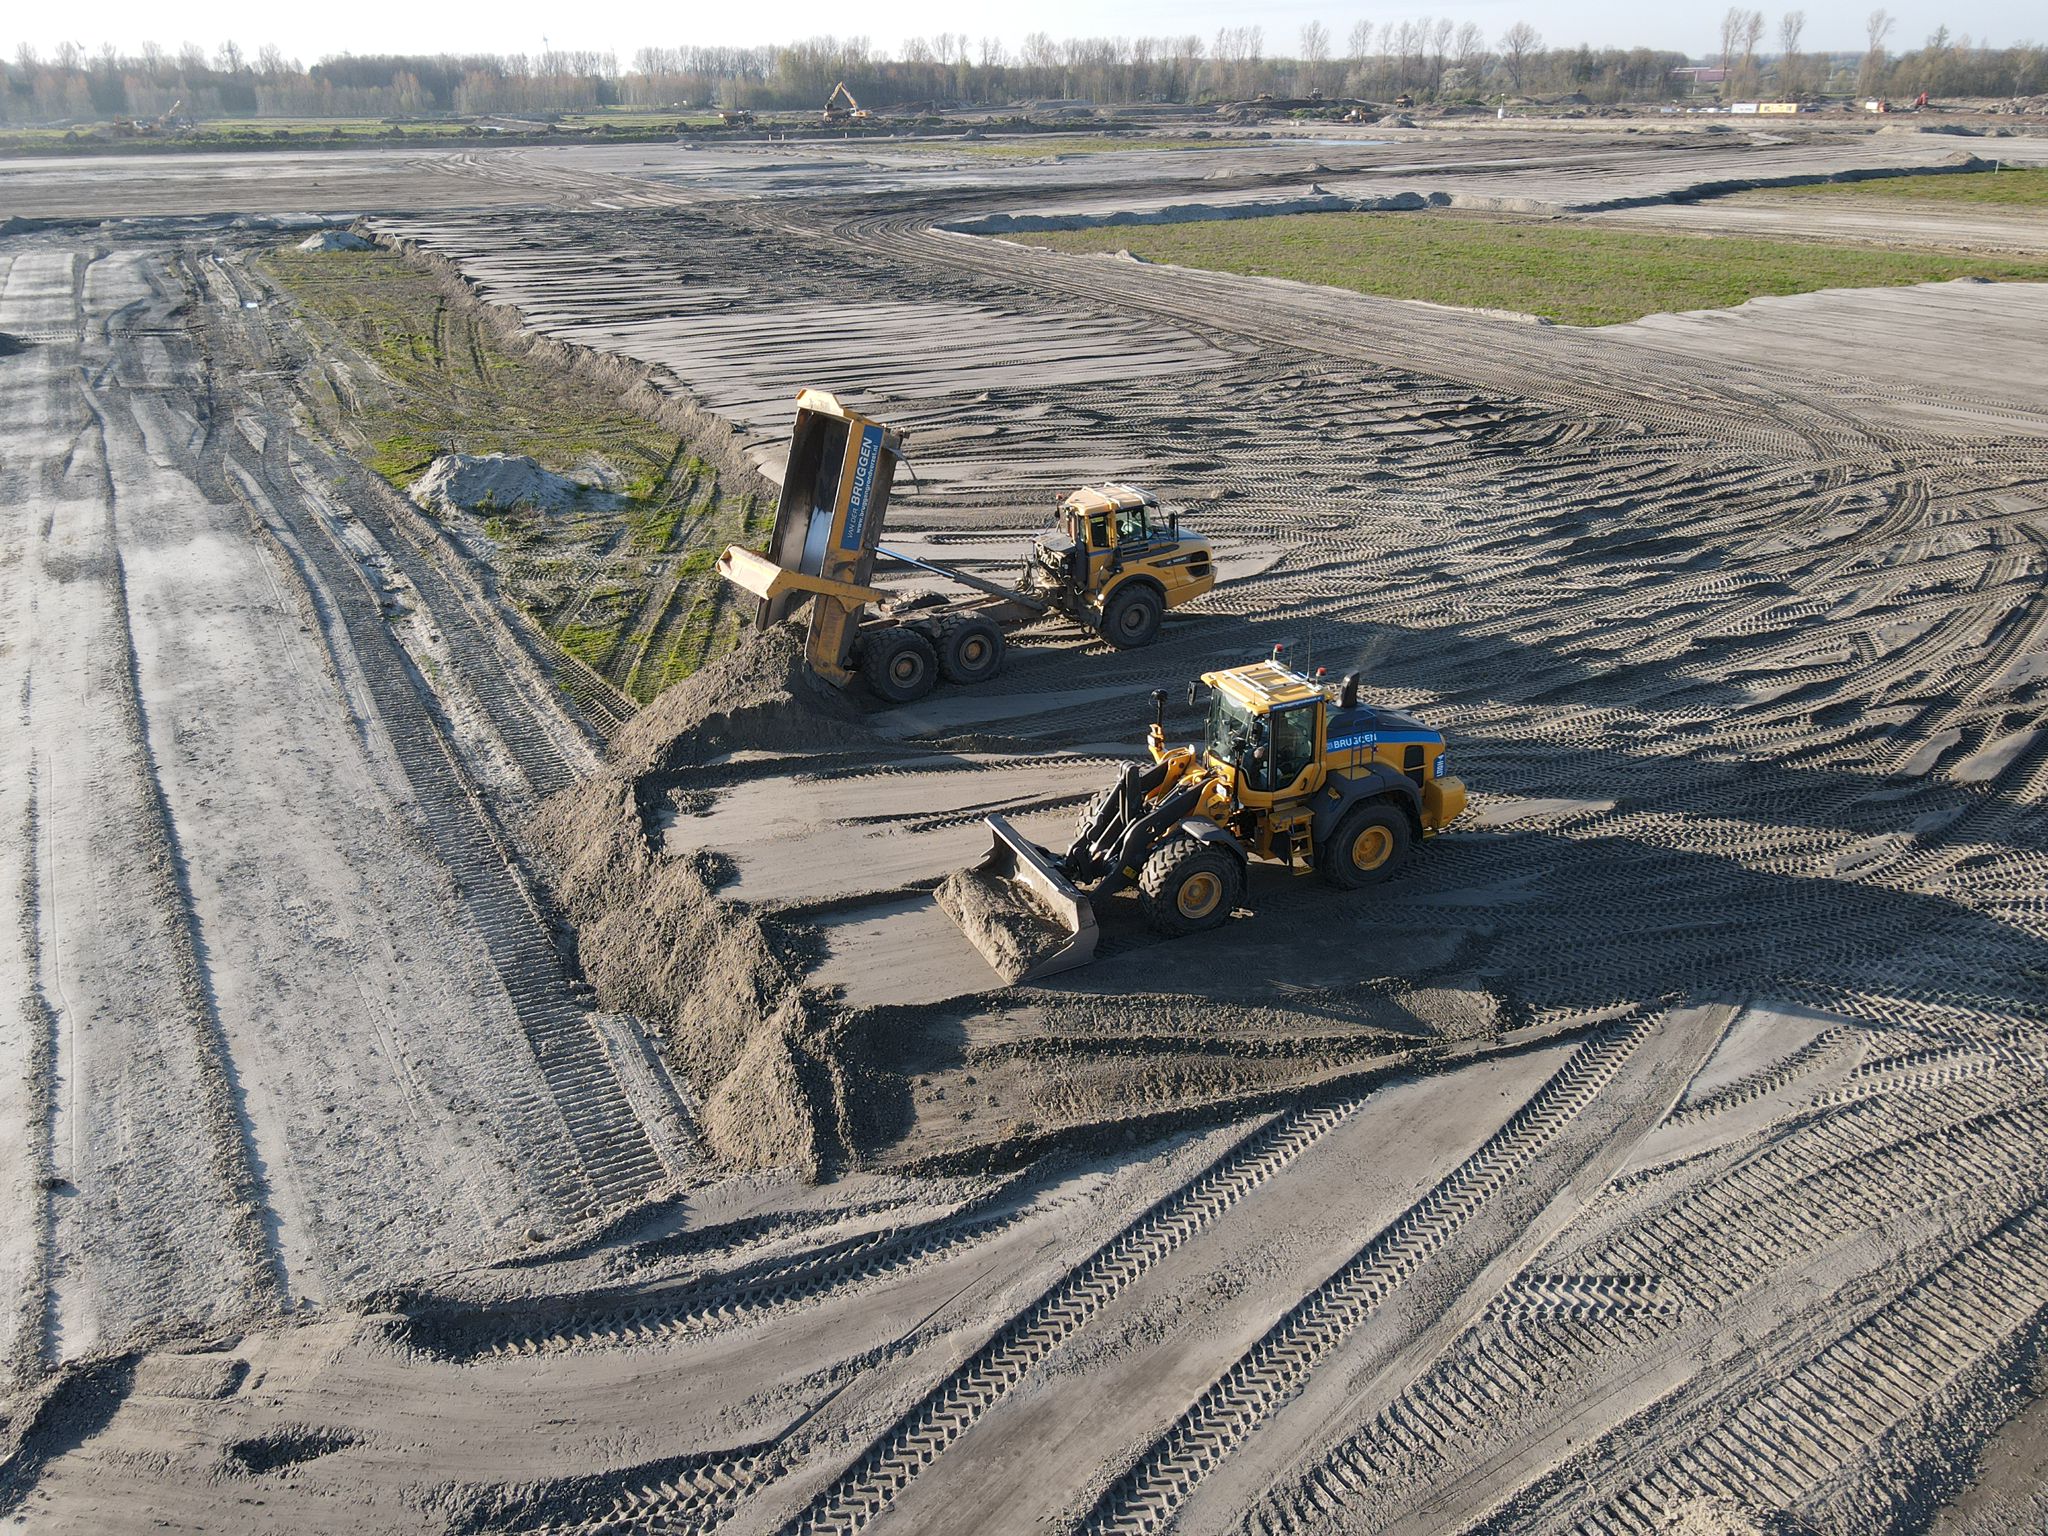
[{"xmin": 1024, "ymin": 211, "xmax": 2048, "ymax": 326}]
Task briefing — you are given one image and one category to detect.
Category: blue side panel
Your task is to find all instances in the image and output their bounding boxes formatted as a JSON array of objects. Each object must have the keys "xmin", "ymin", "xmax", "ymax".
[
  {"xmin": 838, "ymin": 424, "xmax": 886, "ymax": 553},
  {"xmin": 1328, "ymin": 729, "xmax": 1441, "ymax": 752}
]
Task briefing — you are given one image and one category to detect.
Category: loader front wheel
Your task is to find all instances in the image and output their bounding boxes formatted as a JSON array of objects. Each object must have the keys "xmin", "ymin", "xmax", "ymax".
[
  {"xmin": 1100, "ymin": 583, "xmax": 1164, "ymax": 649},
  {"xmin": 1318, "ymin": 801, "xmax": 1412, "ymax": 890},
  {"xmin": 938, "ymin": 615, "xmax": 1005, "ymax": 685},
  {"xmin": 1139, "ymin": 838, "xmax": 1243, "ymax": 937},
  {"xmin": 859, "ymin": 627, "xmax": 939, "ymax": 704}
]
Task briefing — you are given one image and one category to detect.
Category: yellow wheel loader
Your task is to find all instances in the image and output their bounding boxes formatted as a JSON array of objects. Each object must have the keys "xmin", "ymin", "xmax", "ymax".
[
  {"xmin": 953, "ymin": 653, "xmax": 1468, "ymax": 980},
  {"xmin": 716, "ymin": 391, "xmax": 1214, "ymax": 703}
]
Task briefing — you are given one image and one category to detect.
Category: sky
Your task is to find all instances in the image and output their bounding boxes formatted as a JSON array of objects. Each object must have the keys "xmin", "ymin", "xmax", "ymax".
[{"xmin": 12, "ymin": 0, "xmax": 2035, "ymax": 69}]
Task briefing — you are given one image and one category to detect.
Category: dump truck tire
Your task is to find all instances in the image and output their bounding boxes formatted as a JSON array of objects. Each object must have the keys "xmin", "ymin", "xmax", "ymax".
[
  {"xmin": 1318, "ymin": 801, "xmax": 1412, "ymax": 889},
  {"xmin": 938, "ymin": 614, "xmax": 1005, "ymax": 685},
  {"xmin": 1138, "ymin": 837, "xmax": 1242, "ymax": 936},
  {"xmin": 1100, "ymin": 582, "xmax": 1164, "ymax": 649},
  {"xmin": 859, "ymin": 627, "xmax": 939, "ymax": 703}
]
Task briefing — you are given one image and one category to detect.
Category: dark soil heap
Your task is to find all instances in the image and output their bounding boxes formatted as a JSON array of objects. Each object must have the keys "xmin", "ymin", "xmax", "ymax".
[{"xmin": 527, "ymin": 624, "xmax": 873, "ymax": 1177}]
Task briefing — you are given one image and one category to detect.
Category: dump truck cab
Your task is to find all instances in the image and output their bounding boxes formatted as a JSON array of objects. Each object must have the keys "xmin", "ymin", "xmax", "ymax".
[{"xmin": 1025, "ymin": 485, "xmax": 1214, "ymax": 648}]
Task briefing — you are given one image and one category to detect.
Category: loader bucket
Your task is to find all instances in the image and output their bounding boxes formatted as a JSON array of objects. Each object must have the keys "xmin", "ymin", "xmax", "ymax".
[{"xmin": 936, "ymin": 815, "xmax": 1099, "ymax": 984}]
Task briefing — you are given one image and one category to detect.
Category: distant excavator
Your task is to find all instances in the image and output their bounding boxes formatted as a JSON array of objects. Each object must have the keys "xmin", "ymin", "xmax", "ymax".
[
  {"xmin": 823, "ymin": 82, "xmax": 870, "ymax": 122},
  {"xmin": 715, "ymin": 390, "xmax": 1216, "ymax": 702}
]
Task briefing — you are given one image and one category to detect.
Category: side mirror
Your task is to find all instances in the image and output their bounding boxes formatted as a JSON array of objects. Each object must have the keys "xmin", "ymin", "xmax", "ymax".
[{"xmin": 1186, "ymin": 681, "xmax": 1199, "ymax": 709}]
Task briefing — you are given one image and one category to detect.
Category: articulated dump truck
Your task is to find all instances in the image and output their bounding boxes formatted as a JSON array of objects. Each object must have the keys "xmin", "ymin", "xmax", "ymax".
[
  {"xmin": 716, "ymin": 390, "xmax": 1215, "ymax": 702},
  {"xmin": 956, "ymin": 656, "xmax": 1468, "ymax": 981}
]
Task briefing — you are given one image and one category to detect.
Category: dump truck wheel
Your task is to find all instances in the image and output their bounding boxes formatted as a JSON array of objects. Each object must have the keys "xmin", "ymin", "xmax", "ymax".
[
  {"xmin": 1139, "ymin": 838, "xmax": 1242, "ymax": 936},
  {"xmin": 1318, "ymin": 801, "xmax": 1412, "ymax": 889},
  {"xmin": 859, "ymin": 628, "xmax": 939, "ymax": 703},
  {"xmin": 938, "ymin": 615, "xmax": 1005, "ymax": 685},
  {"xmin": 1100, "ymin": 583, "xmax": 1164, "ymax": 648}
]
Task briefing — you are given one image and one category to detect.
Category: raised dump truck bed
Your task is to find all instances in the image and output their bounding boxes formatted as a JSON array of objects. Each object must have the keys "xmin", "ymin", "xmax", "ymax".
[{"xmin": 717, "ymin": 389, "xmax": 1216, "ymax": 704}]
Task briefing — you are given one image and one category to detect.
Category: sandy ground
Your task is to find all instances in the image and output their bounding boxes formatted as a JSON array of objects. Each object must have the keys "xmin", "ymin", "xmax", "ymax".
[
  {"xmin": 0, "ymin": 237, "xmax": 691, "ymax": 1391},
  {"xmin": 1588, "ymin": 193, "xmax": 2048, "ymax": 254},
  {"xmin": 5, "ymin": 120, "xmax": 2048, "ymax": 1535}
]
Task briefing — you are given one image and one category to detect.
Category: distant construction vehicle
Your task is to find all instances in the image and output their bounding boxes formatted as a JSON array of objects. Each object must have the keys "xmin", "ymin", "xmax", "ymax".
[
  {"xmin": 822, "ymin": 82, "xmax": 870, "ymax": 122},
  {"xmin": 716, "ymin": 390, "xmax": 1215, "ymax": 702},
  {"xmin": 719, "ymin": 106, "xmax": 755, "ymax": 126},
  {"xmin": 954, "ymin": 654, "xmax": 1467, "ymax": 979}
]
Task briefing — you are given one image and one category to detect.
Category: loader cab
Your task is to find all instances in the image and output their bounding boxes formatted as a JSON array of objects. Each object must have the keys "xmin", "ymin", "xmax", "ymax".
[{"xmin": 1200, "ymin": 663, "xmax": 1326, "ymax": 803}]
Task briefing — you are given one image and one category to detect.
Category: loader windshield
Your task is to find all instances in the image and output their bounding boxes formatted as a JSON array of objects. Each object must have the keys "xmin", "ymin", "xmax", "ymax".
[{"xmin": 1205, "ymin": 689, "xmax": 1261, "ymax": 768}]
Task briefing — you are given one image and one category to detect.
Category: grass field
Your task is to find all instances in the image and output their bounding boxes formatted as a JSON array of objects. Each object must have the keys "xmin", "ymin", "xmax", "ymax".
[
  {"xmin": 1023, "ymin": 211, "xmax": 2048, "ymax": 325},
  {"xmin": 265, "ymin": 244, "xmax": 756, "ymax": 702},
  {"xmin": 1742, "ymin": 166, "xmax": 2048, "ymax": 210}
]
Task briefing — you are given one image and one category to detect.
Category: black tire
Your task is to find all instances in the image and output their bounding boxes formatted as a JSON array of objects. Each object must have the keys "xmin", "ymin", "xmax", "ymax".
[
  {"xmin": 858, "ymin": 627, "xmax": 939, "ymax": 704},
  {"xmin": 1138, "ymin": 836, "xmax": 1244, "ymax": 937},
  {"xmin": 1100, "ymin": 582, "xmax": 1164, "ymax": 649},
  {"xmin": 938, "ymin": 614, "xmax": 1005, "ymax": 685},
  {"xmin": 1318, "ymin": 801, "xmax": 1413, "ymax": 890}
]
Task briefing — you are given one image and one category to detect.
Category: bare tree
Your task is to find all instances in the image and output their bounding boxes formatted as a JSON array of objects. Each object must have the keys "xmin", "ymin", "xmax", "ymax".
[
  {"xmin": 1426, "ymin": 18, "xmax": 1454, "ymax": 93},
  {"xmin": 1347, "ymin": 18, "xmax": 1375, "ymax": 70},
  {"xmin": 1777, "ymin": 9, "xmax": 1804, "ymax": 94},
  {"xmin": 1741, "ymin": 9, "xmax": 1766, "ymax": 71},
  {"xmin": 1860, "ymin": 7, "xmax": 1895, "ymax": 92},
  {"xmin": 1454, "ymin": 21, "xmax": 1489, "ymax": 77},
  {"xmin": 1498, "ymin": 21, "xmax": 1540, "ymax": 90},
  {"xmin": 1720, "ymin": 7, "xmax": 1746, "ymax": 70},
  {"xmin": 138, "ymin": 40, "xmax": 164, "ymax": 78},
  {"xmin": 54, "ymin": 40, "xmax": 84, "ymax": 70},
  {"xmin": 215, "ymin": 39, "xmax": 244, "ymax": 73},
  {"xmin": 1300, "ymin": 20, "xmax": 1330, "ymax": 92}
]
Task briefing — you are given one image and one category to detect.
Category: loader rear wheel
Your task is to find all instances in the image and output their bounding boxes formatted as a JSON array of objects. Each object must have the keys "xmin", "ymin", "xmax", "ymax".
[
  {"xmin": 859, "ymin": 627, "xmax": 939, "ymax": 704},
  {"xmin": 1318, "ymin": 802, "xmax": 1412, "ymax": 890},
  {"xmin": 1100, "ymin": 583, "xmax": 1164, "ymax": 649},
  {"xmin": 1139, "ymin": 838, "xmax": 1243, "ymax": 937},
  {"xmin": 938, "ymin": 615, "xmax": 1005, "ymax": 685}
]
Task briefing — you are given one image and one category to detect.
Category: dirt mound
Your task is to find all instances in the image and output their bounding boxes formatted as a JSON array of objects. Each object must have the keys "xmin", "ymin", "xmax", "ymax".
[
  {"xmin": 934, "ymin": 867, "xmax": 1073, "ymax": 984},
  {"xmin": 408, "ymin": 453, "xmax": 616, "ymax": 516},
  {"xmin": 295, "ymin": 229, "xmax": 374, "ymax": 252},
  {"xmin": 607, "ymin": 620, "xmax": 873, "ymax": 776},
  {"xmin": 528, "ymin": 624, "xmax": 884, "ymax": 1175}
]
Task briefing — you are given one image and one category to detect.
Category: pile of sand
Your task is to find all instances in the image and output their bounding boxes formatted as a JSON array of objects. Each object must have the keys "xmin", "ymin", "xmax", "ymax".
[
  {"xmin": 295, "ymin": 229, "xmax": 374, "ymax": 252},
  {"xmin": 606, "ymin": 621, "xmax": 873, "ymax": 776},
  {"xmin": 528, "ymin": 624, "xmax": 881, "ymax": 1176},
  {"xmin": 934, "ymin": 866, "xmax": 1076, "ymax": 984},
  {"xmin": 408, "ymin": 453, "xmax": 616, "ymax": 517}
]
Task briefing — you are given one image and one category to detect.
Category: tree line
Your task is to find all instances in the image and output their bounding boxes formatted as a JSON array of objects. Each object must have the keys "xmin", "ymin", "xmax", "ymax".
[{"xmin": 5, "ymin": 23, "xmax": 2044, "ymax": 127}]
